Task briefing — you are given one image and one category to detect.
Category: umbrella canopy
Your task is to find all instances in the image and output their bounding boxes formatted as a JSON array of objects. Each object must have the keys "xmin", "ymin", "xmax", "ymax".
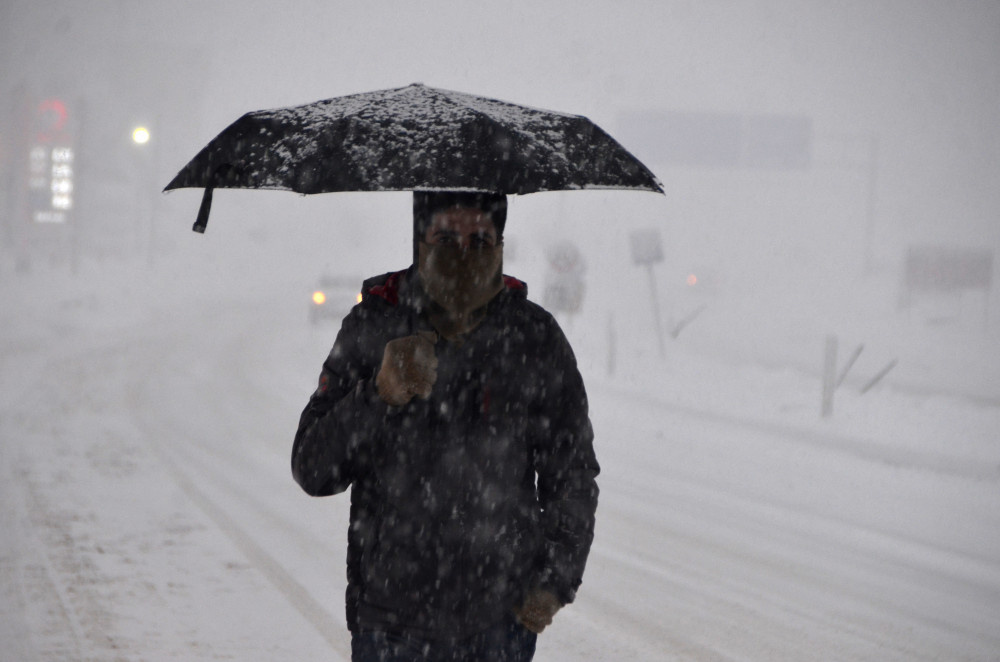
[{"xmin": 164, "ymin": 83, "xmax": 664, "ymax": 232}]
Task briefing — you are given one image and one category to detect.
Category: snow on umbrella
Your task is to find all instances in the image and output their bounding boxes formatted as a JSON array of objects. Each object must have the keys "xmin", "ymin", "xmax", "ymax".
[{"xmin": 163, "ymin": 83, "xmax": 664, "ymax": 232}]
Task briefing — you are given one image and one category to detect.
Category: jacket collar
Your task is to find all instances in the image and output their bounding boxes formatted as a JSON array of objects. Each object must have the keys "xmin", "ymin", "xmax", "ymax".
[{"xmin": 366, "ymin": 266, "xmax": 528, "ymax": 308}]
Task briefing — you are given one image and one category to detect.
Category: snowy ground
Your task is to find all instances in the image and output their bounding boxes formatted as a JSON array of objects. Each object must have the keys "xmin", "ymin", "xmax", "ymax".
[{"xmin": 2, "ymin": 251, "xmax": 999, "ymax": 661}]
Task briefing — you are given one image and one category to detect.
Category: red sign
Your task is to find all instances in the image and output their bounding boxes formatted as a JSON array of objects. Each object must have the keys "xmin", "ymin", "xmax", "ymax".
[{"xmin": 35, "ymin": 99, "xmax": 68, "ymax": 143}]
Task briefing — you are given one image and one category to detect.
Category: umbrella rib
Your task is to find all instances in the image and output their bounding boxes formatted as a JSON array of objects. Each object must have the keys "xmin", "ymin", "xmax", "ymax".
[{"xmin": 411, "ymin": 86, "xmax": 591, "ymax": 194}]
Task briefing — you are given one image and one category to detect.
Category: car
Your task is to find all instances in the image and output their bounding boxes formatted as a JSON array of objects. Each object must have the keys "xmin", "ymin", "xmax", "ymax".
[{"xmin": 310, "ymin": 274, "xmax": 363, "ymax": 324}]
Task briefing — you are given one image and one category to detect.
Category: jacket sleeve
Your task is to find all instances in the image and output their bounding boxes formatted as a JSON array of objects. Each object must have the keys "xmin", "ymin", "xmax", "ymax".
[
  {"xmin": 291, "ymin": 307, "xmax": 388, "ymax": 496},
  {"xmin": 531, "ymin": 319, "xmax": 600, "ymax": 605}
]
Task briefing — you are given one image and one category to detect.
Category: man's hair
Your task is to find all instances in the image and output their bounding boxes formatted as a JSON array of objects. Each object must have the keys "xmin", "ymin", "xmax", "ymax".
[{"xmin": 413, "ymin": 191, "xmax": 507, "ymax": 238}]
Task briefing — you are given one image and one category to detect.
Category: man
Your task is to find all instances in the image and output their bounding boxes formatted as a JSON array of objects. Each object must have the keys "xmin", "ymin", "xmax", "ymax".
[{"xmin": 292, "ymin": 191, "xmax": 599, "ymax": 662}]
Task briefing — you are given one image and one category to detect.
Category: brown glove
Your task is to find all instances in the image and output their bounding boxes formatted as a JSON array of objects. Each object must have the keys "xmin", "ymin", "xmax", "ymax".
[
  {"xmin": 375, "ymin": 331, "xmax": 438, "ymax": 406},
  {"xmin": 514, "ymin": 588, "xmax": 562, "ymax": 634}
]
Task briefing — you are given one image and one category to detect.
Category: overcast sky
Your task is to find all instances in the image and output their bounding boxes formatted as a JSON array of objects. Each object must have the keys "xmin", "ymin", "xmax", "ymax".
[{"xmin": 3, "ymin": 1, "xmax": 998, "ymax": 324}]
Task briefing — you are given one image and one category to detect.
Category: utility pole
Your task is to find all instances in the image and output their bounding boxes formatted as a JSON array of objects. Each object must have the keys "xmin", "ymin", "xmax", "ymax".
[
  {"xmin": 863, "ymin": 135, "xmax": 879, "ymax": 275},
  {"xmin": 630, "ymin": 228, "xmax": 667, "ymax": 359}
]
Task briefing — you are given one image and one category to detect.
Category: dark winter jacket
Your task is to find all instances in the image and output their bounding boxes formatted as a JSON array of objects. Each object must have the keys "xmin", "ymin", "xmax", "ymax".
[{"xmin": 291, "ymin": 266, "xmax": 599, "ymax": 640}]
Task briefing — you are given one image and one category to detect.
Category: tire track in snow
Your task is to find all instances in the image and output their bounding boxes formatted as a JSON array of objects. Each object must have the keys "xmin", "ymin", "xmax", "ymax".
[
  {"xmin": 596, "ymin": 481, "xmax": 1000, "ymax": 660},
  {"xmin": 592, "ymin": 382, "xmax": 1000, "ymax": 483},
  {"xmin": 587, "ymin": 385, "xmax": 1000, "ymax": 660},
  {"xmin": 123, "ymin": 317, "xmax": 353, "ymax": 660},
  {"xmin": 159, "ymin": 432, "xmax": 340, "ymax": 561},
  {"xmin": 8, "ymin": 320, "xmax": 347, "ymax": 660},
  {"xmin": 592, "ymin": 382, "xmax": 1000, "ymax": 570},
  {"xmin": 145, "ymin": 438, "xmax": 351, "ymax": 660},
  {"xmin": 0, "ymin": 445, "xmax": 86, "ymax": 662}
]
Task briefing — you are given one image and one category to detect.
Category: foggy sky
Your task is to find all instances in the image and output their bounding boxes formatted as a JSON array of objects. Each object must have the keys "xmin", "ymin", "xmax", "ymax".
[
  {"xmin": 2, "ymin": 0, "xmax": 999, "ymax": 349},
  {"xmin": 4, "ymin": 1, "xmax": 997, "ymax": 228}
]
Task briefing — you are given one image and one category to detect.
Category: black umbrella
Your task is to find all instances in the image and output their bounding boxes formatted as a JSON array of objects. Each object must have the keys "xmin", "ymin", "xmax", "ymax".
[{"xmin": 164, "ymin": 83, "xmax": 664, "ymax": 232}]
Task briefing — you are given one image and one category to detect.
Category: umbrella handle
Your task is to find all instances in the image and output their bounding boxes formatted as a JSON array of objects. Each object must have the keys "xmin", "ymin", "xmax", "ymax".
[
  {"xmin": 193, "ymin": 185, "xmax": 213, "ymax": 233},
  {"xmin": 192, "ymin": 163, "xmax": 236, "ymax": 233}
]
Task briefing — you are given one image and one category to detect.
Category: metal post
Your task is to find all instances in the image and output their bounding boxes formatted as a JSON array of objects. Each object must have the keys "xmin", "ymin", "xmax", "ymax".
[
  {"xmin": 646, "ymin": 264, "xmax": 666, "ymax": 359},
  {"xmin": 607, "ymin": 311, "xmax": 617, "ymax": 378},
  {"xmin": 836, "ymin": 344, "xmax": 864, "ymax": 388},
  {"xmin": 861, "ymin": 359, "xmax": 897, "ymax": 394},
  {"xmin": 821, "ymin": 335, "xmax": 838, "ymax": 418},
  {"xmin": 863, "ymin": 135, "xmax": 879, "ymax": 274},
  {"xmin": 70, "ymin": 96, "xmax": 88, "ymax": 275}
]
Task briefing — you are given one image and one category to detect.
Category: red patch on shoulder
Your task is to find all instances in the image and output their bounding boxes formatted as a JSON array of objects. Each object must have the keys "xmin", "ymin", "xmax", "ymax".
[
  {"xmin": 367, "ymin": 271, "xmax": 404, "ymax": 305},
  {"xmin": 503, "ymin": 275, "xmax": 526, "ymax": 290}
]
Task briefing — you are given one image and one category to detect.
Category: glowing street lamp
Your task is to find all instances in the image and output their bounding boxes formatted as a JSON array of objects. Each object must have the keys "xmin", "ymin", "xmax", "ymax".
[{"xmin": 130, "ymin": 124, "xmax": 157, "ymax": 263}]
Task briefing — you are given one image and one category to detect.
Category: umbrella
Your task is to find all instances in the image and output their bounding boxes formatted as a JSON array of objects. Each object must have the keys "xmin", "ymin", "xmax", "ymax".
[{"xmin": 164, "ymin": 83, "xmax": 664, "ymax": 233}]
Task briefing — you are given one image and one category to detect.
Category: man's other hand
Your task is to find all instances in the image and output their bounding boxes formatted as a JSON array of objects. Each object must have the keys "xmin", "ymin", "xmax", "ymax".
[
  {"xmin": 376, "ymin": 331, "xmax": 438, "ymax": 406},
  {"xmin": 514, "ymin": 589, "xmax": 562, "ymax": 634}
]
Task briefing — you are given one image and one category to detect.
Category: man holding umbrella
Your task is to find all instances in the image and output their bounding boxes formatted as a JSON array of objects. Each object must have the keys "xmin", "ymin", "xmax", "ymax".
[
  {"xmin": 292, "ymin": 190, "xmax": 599, "ymax": 661},
  {"xmin": 167, "ymin": 83, "xmax": 663, "ymax": 660}
]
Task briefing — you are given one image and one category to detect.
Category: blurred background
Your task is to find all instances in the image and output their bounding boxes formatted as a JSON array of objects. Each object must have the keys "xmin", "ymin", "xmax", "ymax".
[{"xmin": 2, "ymin": 0, "xmax": 997, "ymax": 400}]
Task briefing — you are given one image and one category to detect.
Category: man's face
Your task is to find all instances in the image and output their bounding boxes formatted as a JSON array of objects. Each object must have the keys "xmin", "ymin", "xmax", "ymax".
[
  {"xmin": 418, "ymin": 205, "xmax": 503, "ymax": 317},
  {"xmin": 424, "ymin": 206, "xmax": 498, "ymax": 251}
]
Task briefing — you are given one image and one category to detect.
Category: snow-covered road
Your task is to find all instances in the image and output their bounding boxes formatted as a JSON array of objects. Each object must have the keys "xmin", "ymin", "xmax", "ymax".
[{"xmin": 2, "ymin": 259, "xmax": 999, "ymax": 661}]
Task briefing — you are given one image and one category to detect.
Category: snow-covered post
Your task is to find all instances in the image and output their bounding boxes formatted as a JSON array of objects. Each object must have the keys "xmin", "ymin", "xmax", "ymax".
[
  {"xmin": 645, "ymin": 264, "xmax": 666, "ymax": 359},
  {"xmin": 629, "ymin": 229, "xmax": 666, "ymax": 359},
  {"xmin": 836, "ymin": 344, "xmax": 864, "ymax": 388},
  {"xmin": 607, "ymin": 312, "xmax": 617, "ymax": 378},
  {"xmin": 821, "ymin": 335, "xmax": 838, "ymax": 418}
]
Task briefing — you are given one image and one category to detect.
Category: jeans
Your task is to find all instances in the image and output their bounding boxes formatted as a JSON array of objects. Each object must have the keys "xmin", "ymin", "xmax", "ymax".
[{"xmin": 351, "ymin": 615, "xmax": 537, "ymax": 662}]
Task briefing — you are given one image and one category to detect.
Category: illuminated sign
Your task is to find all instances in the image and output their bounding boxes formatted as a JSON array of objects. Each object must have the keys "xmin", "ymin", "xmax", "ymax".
[
  {"xmin": 29, "ymin": 146, "xmax": 75, "ymax": 223},
  {"xmin": 29, "ymin": 99, "xmax": 75, "ymax": 224}
]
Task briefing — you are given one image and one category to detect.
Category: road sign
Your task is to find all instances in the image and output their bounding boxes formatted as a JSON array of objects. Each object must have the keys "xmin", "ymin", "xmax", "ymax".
[
  {"xmin": 543, "ymin": 276, "xmax": 585, "ymax": 314},
  {"xmin": 544, "ymin": 241, "xmax": 586, "ymax": 314},
  {"xmin": 904, "ymin": 246, "xmax": 993, "ymax": 293},
  {"xmin": 630, "ymin": 229, "xmax": 663, "ymax": 266}
]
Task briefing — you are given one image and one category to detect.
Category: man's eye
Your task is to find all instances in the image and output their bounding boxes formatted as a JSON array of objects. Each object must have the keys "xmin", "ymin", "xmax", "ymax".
[{"xmin": 471, "ymin": 235, "xmax": 494, "ymax": 248}]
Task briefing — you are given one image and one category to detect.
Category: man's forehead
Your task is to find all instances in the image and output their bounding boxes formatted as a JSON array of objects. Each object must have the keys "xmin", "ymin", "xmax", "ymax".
[{"xmin": 429, "ymin": 206, "xmax": 496, "ymax": 233}]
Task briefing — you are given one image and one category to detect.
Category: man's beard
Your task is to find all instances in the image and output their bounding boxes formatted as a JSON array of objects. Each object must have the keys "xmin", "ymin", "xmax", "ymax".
[{"xmin": 417, "ymin": 242, "xmax": 504, "ymax": 318}]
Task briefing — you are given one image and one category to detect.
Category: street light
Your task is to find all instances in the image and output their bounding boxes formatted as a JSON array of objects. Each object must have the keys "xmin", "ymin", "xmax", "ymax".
[{"xmin": 130, "ymin": 125, "xmax": 155, "ymax": 263}]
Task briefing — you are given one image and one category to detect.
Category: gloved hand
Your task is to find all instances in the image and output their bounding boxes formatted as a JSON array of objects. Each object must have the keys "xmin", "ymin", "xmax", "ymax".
[
  {"xmin": 375, "ymin": 331, "xmax": 438, "ymax": 406},
  {"xmin": 514, "ymin": 588, "xmax": 562, "ymax": 634}
]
